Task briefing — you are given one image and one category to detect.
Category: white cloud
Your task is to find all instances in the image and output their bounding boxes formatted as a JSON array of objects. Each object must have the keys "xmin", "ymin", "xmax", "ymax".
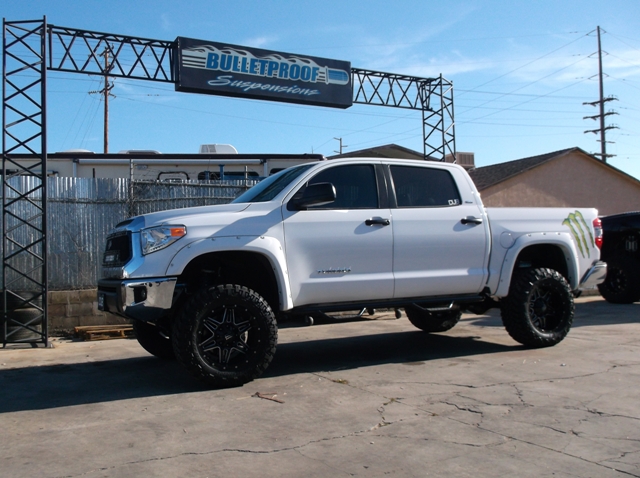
[
  {"xmin": 160, "ymin": 13, "xmax": 172, "ymax": 32},
  {"xmin": 341, "ymin": 6, "xmax": 480, "ymax": 73},
  {"xmin": 361, "ymin": 47, "xmax": 498, "ymax": 78},
  {"xmin": 606, "ymin": 49, "xmax": 640, "ymax": 79},
  {"xmin": 242, "ymin": 35, "xmax": 278, "ymax": 49}
]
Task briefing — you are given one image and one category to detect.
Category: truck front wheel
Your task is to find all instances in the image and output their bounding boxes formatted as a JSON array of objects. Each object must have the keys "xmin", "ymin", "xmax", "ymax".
[
  {"xmin": 501, "ymin": 268, "xmax": 574, "ymax": 347},
  {"xmin": 404, "ymin": 306, "xmax": 462, "ymax": 332},
  {"xmin": 172, "ymin": 284, "xmax": 278, "ymax": 388}
]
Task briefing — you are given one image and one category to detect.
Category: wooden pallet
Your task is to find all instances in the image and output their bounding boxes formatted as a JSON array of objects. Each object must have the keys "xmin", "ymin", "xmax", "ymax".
[{"xmin": 74, "ymin": 325, "xmax": 134, "ymax": 341}]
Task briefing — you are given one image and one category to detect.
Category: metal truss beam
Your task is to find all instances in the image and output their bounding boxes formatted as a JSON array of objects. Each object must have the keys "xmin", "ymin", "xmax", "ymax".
[
  {"xmin": 352, "ymin": 68, "xmax": 455, "ymax": 161},
  {"xmin": 2, "ymin": 18, "xmax": 48, "ymax": 346},
  {"xmin": 47, "ymin": 25, "xmax": 174, "ymax": 82}
]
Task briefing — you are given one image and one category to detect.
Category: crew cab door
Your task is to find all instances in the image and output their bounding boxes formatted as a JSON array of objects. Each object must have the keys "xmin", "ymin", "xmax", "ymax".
[
  {"xmin": 282, "ymin": 163, "xmax": 394, "ymax": 307},
  {"xmin": 389, "ymin": 164, "xmax": 489, "ymax": 298}
]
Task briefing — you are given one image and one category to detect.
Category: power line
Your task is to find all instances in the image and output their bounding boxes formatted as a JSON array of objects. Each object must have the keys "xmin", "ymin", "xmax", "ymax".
[
  {"xmin": 458, "ymin": 57, "xmax": 591, "ymax": 120},
  {"xmin": 604, "ymin": 32, "xmax": 640, "ymax": 53},
  {"xmin": 457, "ymin": 78, "xmax": 589, "ymax": 125},
  {"xmin": 457, "ymin": 32, "xmax": 590, "ymax": 98}
]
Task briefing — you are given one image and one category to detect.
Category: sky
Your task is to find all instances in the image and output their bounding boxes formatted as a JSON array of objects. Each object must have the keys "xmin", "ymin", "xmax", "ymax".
[{"xmin": 3, "ymin": 0, "xmax": 640, "ymax": 180}]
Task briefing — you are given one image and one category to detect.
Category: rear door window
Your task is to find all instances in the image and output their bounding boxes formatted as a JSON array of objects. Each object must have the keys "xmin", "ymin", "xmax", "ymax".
[{"xmin": 390, "ymin": 165, "xmax": 461, "ymax": 208}]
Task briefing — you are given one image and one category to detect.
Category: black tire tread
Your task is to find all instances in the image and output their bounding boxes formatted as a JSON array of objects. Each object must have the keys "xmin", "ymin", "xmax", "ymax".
[
  {"xmin": 172, "ymin": 284, "xmax": 277, "ymax": 388},
  {"xmin": 501, "ymin": 268, "xmax": 574, "ymax": 348},
  {"xmin": 2, "ymin": 308, "xmax": 42, "ymax": 342}
]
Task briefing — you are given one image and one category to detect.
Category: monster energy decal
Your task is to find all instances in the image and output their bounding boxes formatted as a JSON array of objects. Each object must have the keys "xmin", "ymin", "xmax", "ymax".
[{"xmin": 562, "ymin": 210, "xmax": 595, "ymax": 258}]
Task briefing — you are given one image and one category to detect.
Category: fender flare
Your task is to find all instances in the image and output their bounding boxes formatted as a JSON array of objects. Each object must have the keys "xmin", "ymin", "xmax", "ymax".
[
  {"xmin": 165, "ymin": 235, "xmax": 294, "ymax": 310},
  {"xmin": 493, "ymin": 232, "xmax": 581, "ymax": 297}
]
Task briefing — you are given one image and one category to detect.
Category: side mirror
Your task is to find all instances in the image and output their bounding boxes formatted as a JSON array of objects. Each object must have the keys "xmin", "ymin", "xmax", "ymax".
[{"xmin": 288, "ymin": 182, "xmax": 336, "ymax": 210}]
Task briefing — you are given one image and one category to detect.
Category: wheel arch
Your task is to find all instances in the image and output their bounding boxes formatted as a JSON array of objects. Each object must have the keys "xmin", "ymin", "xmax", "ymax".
[
  {"xmin": 495, "ymin": 233, "xmax": 580, "ymax": 297},
  {"xmin": 169, "ymin": 238, "xmax": 292, "ymax": 312}
]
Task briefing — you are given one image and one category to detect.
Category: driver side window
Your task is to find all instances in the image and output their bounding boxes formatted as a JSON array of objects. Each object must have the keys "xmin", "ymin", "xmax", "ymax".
[{"xmin": 307, "ymin": 164, "xmax": 378, "ymax": 209}]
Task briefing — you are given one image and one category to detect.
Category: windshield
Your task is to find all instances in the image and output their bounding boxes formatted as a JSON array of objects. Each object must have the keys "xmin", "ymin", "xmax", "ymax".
[{"xmin": 232, "ymin": 164, "xmax": 316, "ymax": 203}]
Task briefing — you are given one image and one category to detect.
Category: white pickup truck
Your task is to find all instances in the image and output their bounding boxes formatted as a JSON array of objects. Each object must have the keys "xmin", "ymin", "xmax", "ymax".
[{"xmin": 98, "ymin": 157, "xmax": 606, "ymax": 387}]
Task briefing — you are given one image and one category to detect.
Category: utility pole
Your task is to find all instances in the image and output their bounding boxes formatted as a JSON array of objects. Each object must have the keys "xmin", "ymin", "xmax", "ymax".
[
  {"xmin": 334, "ymin": 137, "xmax": 348, "ymax": 155},
  {"xmin": 583, "ymin": 26, "xmax": 618, "ymax": 162},
  {"xmin": 89, "ymin": 46, "xmax": 115, "ymax": 153}
]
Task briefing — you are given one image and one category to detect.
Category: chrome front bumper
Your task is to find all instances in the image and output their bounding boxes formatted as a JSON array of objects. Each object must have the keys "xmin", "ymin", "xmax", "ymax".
[{"xmin": 98, "ymin": 277, "xmax": 177, "ymax": 322}]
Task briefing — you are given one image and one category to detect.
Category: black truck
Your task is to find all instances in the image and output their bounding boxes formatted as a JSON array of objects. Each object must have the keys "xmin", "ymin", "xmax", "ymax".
[{"xmin": 598, "ymin": 212, "xmax": 640, "ymax": 303}]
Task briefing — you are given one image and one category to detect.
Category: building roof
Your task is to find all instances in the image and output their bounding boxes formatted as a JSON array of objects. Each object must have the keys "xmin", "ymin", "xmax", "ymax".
[
  {"xmin": 468, "ymin": 147, "xmax": 584, "ymax": 190},
  {"xmin": 328, "ymin": 143, "xmax": 425, "ymax": 160},
  {"xmin": 469, "ymin": 147, "xmax": 640, "ymax": 191}
]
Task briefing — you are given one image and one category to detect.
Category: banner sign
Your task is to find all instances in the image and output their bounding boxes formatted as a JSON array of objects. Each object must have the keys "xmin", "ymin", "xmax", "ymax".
[{"xmin": 175, "ymin": 37, "xmax": 353, "ymax": 108}]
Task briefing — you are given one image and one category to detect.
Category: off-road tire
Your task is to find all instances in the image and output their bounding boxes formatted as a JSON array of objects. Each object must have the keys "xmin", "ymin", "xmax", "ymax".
[
  {"xmin": 132, "ymin": 320, "xmax": 175, "ymax": 359},
  {"xmin": 405, "ymin": 306, "xmax": 462, "ymax": 332},
  {"xmin": 2, "ymin": 308, "xmax": 42, "ymax": 342},
  {"xmin": 501, "ymin": 268, "xmax": 574, "ymax": 348},
  {"xmin": 172, "ymin": 284, "xmax": 278, "ymax": 388},
  {"xmin": 1, "ymin": 291, "xmax": 43, "ymax": 342},
  {"xmin": 597, "ymin": 255, "xmax": 640, "ymax": 304}
]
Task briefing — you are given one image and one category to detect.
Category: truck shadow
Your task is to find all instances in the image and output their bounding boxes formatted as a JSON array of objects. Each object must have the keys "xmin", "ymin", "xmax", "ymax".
[
  {"xmin": 571, "ymin": 299, "xmax": 640, "ymax": 326},
  {"xmin": 462, "ymin": 299, "xmax": 640, "ymax": 328},
  {"xmin": 0, "ymin": 330, "xmax": 512, "ymax": 413},
  {"xmin": 266, "ymin": 330, "xmax": 510, "ymax": 378},
  {"xmin": 0, "ymin": 353, "xmax": 202, "ymax": 414}
]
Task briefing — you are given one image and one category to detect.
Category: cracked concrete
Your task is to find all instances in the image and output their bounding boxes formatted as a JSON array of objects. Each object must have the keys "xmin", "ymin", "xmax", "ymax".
[{"xmin": 0, "ymin": 296, "xmax": 638, "ymax": 477}]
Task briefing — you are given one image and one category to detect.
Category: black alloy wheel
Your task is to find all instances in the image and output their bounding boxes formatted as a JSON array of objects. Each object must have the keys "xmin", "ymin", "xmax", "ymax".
[
  {"xmin": 173, "ymin": 284, "xmax": 277, "ymax": 388},
  {"xmin": 501, "ymin": 268, "xmax": 574, "ymax": 348}
]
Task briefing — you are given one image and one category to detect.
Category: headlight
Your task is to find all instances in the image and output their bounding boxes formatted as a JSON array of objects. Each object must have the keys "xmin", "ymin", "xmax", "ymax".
[{"xmin": 141, "ymin": 225, "xmax": 187, "ymax": 255}]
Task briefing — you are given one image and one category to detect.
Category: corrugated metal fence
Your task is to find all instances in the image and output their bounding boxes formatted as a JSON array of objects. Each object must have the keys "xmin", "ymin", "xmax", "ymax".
[{"xmin": 3, "ymin": 177, "xmax": 258, "ymax": 290}]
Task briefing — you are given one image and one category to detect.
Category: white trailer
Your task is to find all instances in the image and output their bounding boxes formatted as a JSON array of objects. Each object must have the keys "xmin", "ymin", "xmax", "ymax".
[{"xmin": 9, "ymin": 146, "xmax": 324, "ymax": 180}]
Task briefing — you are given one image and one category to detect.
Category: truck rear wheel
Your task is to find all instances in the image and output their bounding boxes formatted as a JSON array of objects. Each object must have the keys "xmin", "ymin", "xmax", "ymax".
[
  {"xmin": 172, "ymin": 284, "xmax": 277, "ymax": 388},
  {"xmin": 501, "ymin": 268, "xmax": 574, "ymax": 347},
  {"xmin": 132, "ymin": 320, "xmax": 175, "ymax": 359},
  {"xmin": 597, "ymin": 255, "xmax": 640, "ymax": 304},
  {"xmin": 405, "ymin": 306, "xmax": 461, "ymax": 332}
]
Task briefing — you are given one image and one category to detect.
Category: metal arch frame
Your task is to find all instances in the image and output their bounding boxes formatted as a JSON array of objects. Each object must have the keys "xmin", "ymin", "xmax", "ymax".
[
  {"xmin": 2, "ymin": 18, "xmax": 456, "ymax": 345},
  {"xmin": 351, "ymin": 68, "xmax": 455, "ymax": 160}
]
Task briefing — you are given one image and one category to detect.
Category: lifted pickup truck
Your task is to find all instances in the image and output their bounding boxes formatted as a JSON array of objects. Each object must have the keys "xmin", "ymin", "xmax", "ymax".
[{"xmin": 98, "ymin": 157, "xmax": 606, "ymax": 387}]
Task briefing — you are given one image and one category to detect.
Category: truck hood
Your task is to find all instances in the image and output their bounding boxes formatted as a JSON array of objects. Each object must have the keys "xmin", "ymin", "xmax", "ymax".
[
  {"xmin": 138, "ymin": 202, "xmax": 251, "ymax": 227},
  {"xmin": 136, "ymin": 201, "xmax": 284, "ymax": 240}
]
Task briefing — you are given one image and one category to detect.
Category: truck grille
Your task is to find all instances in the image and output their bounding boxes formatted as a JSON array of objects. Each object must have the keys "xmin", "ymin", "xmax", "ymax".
[{"xmin": 103, "ymin": 230, "xmax": 132, "ymax": 267}]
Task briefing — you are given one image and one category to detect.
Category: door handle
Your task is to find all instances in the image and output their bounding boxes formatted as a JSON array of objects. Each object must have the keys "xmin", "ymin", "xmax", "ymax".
[
  {"xmin": 461, "ymin": 216, "xmax": 483, "ymax": 225},
  {"xmin": 365, "ymin": 218, "xmax": 390, "ymax": 226}
]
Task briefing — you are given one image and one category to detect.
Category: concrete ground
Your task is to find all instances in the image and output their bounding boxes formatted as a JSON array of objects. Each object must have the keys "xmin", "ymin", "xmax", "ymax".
[{"xmin": 1, "ymin": 296, "xmax": 638, "ymax": 478}]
